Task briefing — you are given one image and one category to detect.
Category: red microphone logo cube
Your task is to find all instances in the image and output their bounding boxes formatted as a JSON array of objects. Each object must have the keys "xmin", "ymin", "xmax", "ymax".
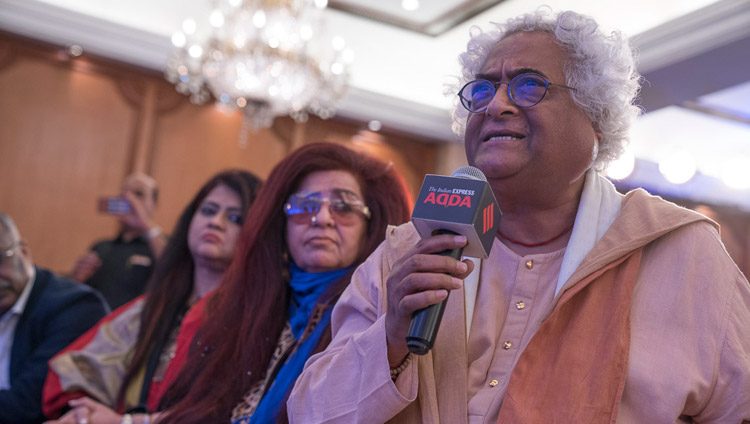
[
  {"xmin": 411, "ymin": 175, "xmax": 501, "ymax": 259},
  {"xmin": 482, "ymin": 203, "xmax": 495, "ymax": 234}
]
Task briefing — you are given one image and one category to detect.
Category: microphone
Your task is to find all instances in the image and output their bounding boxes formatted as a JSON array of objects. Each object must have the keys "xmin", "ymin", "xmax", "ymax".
[{"xmin": 406, "ymin": 166, "xmax": 501, "ymax": 355}]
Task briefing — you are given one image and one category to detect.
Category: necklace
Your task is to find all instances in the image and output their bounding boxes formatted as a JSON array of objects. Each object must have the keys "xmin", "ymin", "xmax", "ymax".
[{"xmin": 497, "ymin": 223, "xmax": 574, "ymax": 248}]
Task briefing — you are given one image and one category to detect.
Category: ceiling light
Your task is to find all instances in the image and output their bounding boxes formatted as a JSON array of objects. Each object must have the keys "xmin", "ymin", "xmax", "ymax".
[
  {"xmin": 209, "ymin": 9, "xmax": 225, "ymax": 28},
  {"xmin": 332, "ymin": 36, "xmax": 346, "ymax": 50},
  {"xmin": 182, "ymin": 19, "xmax": 197, "ymax": 35},
  {"xmin": 165, "ymin": 0, "xmax": 350, "ymax": 129},
  {"xmin": 188, "ymin": 45, "xmax": 203, "ymax": 58},
  {"xmin": 721, "ymin": 156, "xmax": 750, "ymax": 190},
  {"xmin": 171, "ymin": 32, "xmax": 186, "ymax": 48},
  {"xmin": 658, "ymin": 151, "xmax": 696, "ymax": 184},
  {"xmin": 66, "ymin": 44, "xmax": 83, "ymax": 57},
  {"xmin": 606, "ymin": 150, "xmax": 635, "ymax": 180},
  {"xmin": 368, "ymin": 120, "xmax": 382, "ymax": 132},
  {"xmin": 401, "ymin": 0, "xmax": 419, "ymax": 11}
]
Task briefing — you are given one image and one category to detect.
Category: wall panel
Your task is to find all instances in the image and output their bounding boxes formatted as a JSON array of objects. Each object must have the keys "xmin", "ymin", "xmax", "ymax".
[
  {"xmin": 150, "ymin": 103, "xmax": 289, "ymax": 232},
  {"xmin": 0, "ymin": 54, "xmax": 135, "ymax": 273}
]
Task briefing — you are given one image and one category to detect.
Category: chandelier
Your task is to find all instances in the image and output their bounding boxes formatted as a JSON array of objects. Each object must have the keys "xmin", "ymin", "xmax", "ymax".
[{"xmin": 165, "ymin": 0, "xmax": 351, "ymax": 129}]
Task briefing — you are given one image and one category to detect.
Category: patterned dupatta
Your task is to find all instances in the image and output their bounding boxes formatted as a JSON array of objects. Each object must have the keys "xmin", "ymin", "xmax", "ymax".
[{"xmin": 233, "ymin": 263, "xmax": 350, "ymax": 424}]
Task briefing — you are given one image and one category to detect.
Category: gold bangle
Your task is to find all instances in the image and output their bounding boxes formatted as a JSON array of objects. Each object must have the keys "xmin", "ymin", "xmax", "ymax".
[{"xmin": 389, "ymin": 353, "xmax": 413, "ymax": 380}]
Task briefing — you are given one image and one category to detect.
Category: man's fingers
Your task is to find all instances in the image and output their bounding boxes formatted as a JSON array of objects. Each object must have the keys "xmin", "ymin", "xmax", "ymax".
[
  {"xmin": 396, "ymin": 253, "xmax": 469, "ymax": 278},
  {"xmin": 454, "ymin": 259, "xmax": 475, "ymax": 280},
  {"xmin": 398, "ymin": 272, "xmax": 462, "ymax": 296},
  {"xmin": 398, "ymin": 289, "xmax": 450, "ymax": 316},
  {"xmin": 412, "ymin": 234, "xmax": 468, "ymax": 256}
]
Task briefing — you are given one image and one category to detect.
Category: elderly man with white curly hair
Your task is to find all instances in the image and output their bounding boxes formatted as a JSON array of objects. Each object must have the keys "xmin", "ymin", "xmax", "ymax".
[{"xmin": 288, "ymin": 7, "xmax": 750, "ymax": 423}]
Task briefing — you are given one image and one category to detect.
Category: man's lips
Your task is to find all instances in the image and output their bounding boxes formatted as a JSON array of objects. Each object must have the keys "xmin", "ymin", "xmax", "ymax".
[{"xmin": 482, "ymin": 130, "xmax": 526, "ymax": 142}]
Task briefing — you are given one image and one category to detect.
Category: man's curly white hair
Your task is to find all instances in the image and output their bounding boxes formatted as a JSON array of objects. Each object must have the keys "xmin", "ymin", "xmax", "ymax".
[{"xmin": 450, "ymin": 7, "xmax": 642, "ymax": 169}]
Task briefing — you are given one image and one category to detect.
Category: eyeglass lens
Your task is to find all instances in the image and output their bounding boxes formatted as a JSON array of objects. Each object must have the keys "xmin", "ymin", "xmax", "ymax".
[
  {"xmin": 459, "ymin": 73, "xmax": 549, "ymax": 111},
  {"xmin": 0, "ymin": 242, "xmax": 17, "ymax": 266},
  {"xmin": 285, "ymin": 189, "xmax": 369, "ymax": 225}
]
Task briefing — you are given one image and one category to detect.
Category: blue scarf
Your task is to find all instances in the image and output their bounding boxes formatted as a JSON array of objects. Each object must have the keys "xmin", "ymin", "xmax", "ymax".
[{"xmin": 233, "ymin": 263, "xmax": 350, "ymax": 424}]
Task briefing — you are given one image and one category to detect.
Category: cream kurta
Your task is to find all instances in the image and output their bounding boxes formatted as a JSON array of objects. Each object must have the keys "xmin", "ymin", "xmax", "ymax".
[
  {"xmin": 288, "ymin": 189, "xmax": 750, "ymax": 423},
  {"xmin": 466, "ymin": 242, "xmax": 563, "ymax": 423}
]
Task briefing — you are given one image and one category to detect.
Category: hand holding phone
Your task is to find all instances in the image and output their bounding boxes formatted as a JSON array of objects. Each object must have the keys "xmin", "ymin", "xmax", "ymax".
[{"xmin": 70, "ymin": 251, "xmax": 102, "ymax": 282}]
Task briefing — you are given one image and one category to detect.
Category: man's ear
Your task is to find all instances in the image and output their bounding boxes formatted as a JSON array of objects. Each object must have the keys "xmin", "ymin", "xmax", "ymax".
[{"xmin": 591, "ymin": 120, "xmax": 603, "ymax": 143}]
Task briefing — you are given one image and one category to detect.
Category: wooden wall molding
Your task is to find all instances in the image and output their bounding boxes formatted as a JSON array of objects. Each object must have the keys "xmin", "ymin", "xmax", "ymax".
[{"xmin": 117, "ymin": 77, "xmax": 184, "ymax": 114}]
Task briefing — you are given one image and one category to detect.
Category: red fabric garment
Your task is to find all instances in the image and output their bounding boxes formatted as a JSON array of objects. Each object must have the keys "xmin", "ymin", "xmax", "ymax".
[
  {"xmin": 43, "ymin": 294, "xmax": 208, "ymax": 418},
  {"xmin": 146, "ymin": 295, "xmax": 207, "ymax": 411},
  {"xmin": 43, "ymin": 296, "xmax": 145, "ymax": 418}
]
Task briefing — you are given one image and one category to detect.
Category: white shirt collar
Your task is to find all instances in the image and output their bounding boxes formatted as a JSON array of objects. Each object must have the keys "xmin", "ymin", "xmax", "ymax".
[{"xmin": 4, "ymin": 268, "xmax": 35, "ymax": 319}]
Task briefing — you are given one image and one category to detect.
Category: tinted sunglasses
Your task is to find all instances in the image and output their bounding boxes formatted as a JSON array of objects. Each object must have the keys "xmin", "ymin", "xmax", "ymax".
[{"xmin": 284, "ymin": 189, "xmax": 371, "ymax": 225}]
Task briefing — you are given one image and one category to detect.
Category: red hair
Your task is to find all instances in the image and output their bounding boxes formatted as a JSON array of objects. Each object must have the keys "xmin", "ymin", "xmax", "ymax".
[{"xmin": 159, "ymin": 143, "xmax": 411, "ymax": 423}]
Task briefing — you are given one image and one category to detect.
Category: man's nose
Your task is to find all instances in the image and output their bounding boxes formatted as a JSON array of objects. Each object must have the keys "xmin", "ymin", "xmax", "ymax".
[{"xmin": 485, "ymin": 83, "xmax": 519, "ymax": 117}]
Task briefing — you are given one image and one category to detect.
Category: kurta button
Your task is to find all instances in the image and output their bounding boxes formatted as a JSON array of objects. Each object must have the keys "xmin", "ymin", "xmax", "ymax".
[
  {"xmin": 489, "ymin": 379, "xmax": 499, "ymax": 387},
  {"xmin": 516, "ymin": 301, "xmax": 525, "ymax": 310},
  {"xmin": 503, "ymin": 341, "xmax": 512, "ymax": 350},
  {"xmin": 525, "ymin": 260, "xmax": 534, "ymax": 269}
]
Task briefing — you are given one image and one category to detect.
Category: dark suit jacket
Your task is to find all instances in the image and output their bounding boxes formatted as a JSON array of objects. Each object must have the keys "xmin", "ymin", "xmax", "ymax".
[{"xmin": 0, "ymin": 267, "xmax": 108, "ymax": 424}]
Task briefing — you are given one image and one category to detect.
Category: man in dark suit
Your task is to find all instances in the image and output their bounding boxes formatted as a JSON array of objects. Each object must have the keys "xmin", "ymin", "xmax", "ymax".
[{"xmin": 0, "ymin": 212, "xmax": 108, "ymax": 423}]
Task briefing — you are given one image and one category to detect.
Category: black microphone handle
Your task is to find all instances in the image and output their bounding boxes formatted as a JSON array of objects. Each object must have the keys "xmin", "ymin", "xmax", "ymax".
[{"xmin": 406, "ymin": 229, "xmax": 465, "ymax": 355}]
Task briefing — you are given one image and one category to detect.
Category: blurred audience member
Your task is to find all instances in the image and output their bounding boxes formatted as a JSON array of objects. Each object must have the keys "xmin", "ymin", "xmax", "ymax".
[
  {"xmin": 70, "ymin": 173, "xmax": 168, "ymax": 309},
  {"xmin": 43, "ymin": 170, "xmax": 261, "ymax": 423},
  {"xmin": 0, "ymin": 212, "xmax": 108, "ymax": 424}
]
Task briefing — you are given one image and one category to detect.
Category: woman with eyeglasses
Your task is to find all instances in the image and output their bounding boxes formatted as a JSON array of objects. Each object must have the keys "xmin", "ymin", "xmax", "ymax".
[
  {"xmin": 72, "ymin": 143, "xmax": 409, "ymax": 424},
  {"xmin": 42, "ymin": 169, "xmax": 262, "ymax": 424}
]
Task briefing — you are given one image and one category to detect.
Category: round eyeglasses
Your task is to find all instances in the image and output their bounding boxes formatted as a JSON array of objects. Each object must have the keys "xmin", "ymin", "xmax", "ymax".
[
  {"xmin": 458, "ymin": 73, "xmax": 574, "ymax": 112},
  {"xmin": 284, "ymin": 189, "xmax": 371, "ymax": 226}
]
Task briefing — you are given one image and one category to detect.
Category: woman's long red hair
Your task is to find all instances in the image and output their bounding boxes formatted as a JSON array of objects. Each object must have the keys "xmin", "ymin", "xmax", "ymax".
[{"xmin": 159, "ymin": 142, "xmax": 411, "ymax": 423}]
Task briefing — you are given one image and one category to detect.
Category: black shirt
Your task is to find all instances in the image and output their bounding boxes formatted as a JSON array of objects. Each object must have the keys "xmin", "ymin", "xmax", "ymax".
[{"xmin": 85, "ymin": 234, "xmax": 154, "ymax": 310}]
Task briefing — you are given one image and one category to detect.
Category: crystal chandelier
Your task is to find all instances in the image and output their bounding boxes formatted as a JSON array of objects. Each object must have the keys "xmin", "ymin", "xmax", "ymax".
[{"xmin": 165, "ymin": 0, "xmax": 352, "ymax": 129}]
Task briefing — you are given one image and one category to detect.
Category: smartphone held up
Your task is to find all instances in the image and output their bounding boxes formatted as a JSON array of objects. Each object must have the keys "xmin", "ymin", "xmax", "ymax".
[{"xmin": 98, "ymin": 196, "xmax": 131, "ymax": 215}]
